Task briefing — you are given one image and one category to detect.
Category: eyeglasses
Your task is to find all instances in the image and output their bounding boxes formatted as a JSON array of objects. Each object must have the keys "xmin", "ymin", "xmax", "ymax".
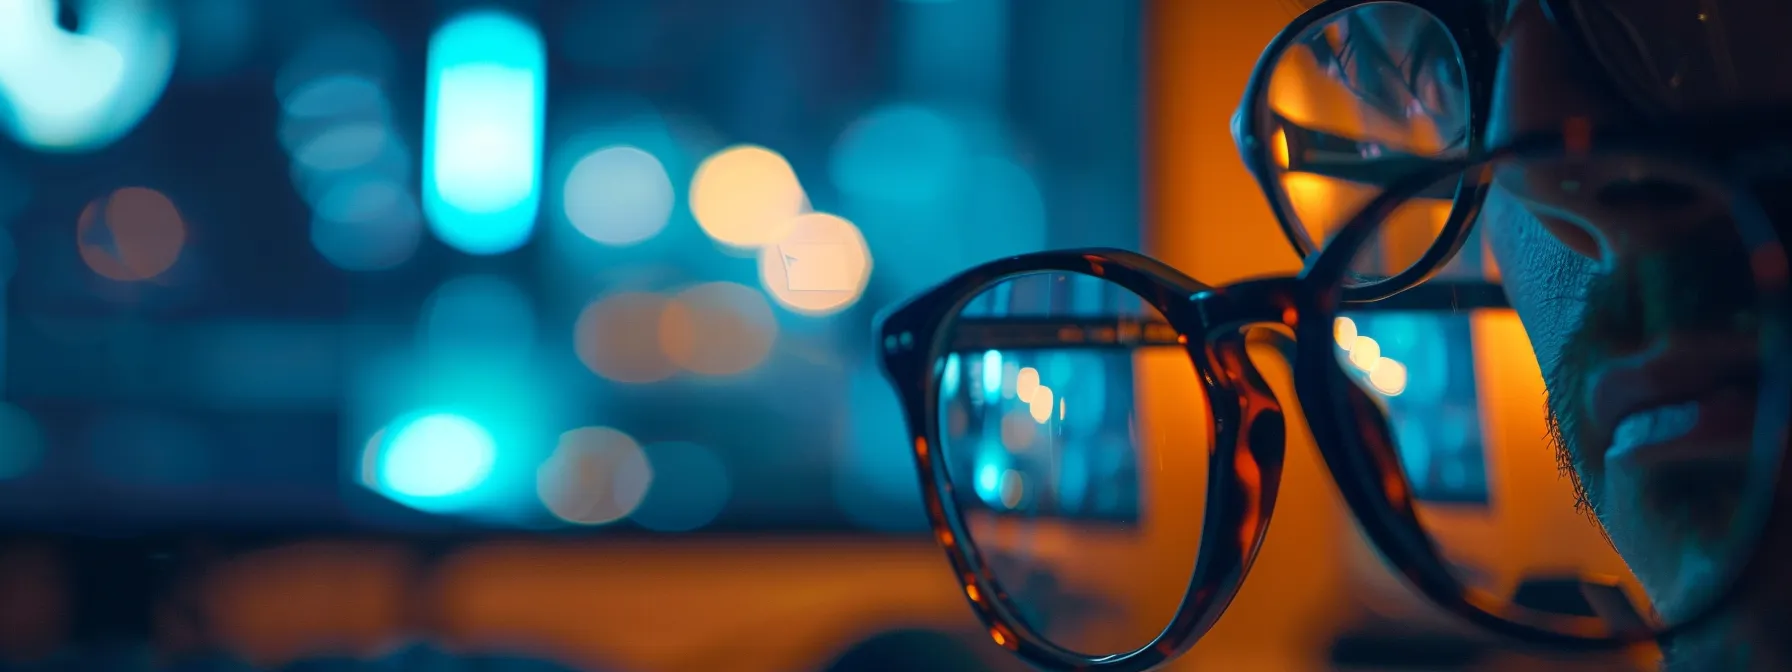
[
  {"xmin": 875, "ymin": 127, "xmax": 1792, "ymax": 671},
  {"xmin": 874, "ymin": 248, "xmax": 1506, "ymax": 669},
  {"xmin": 1232, "ymin": 0, "xmax": 1784, "ymax": 299}
]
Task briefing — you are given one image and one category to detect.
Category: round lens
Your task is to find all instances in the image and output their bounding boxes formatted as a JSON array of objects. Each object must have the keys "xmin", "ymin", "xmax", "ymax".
[
  {"xmin": 933, "ymin": 271, "xmax": 1210, "ymax": 656},
  {"xmin": 1256, "ymin": 1, "xmax": 1471, "ymax": 285},
  {"xmin": 1321, "ymin": 146, "xmax": 1789, "ymax": 638}
]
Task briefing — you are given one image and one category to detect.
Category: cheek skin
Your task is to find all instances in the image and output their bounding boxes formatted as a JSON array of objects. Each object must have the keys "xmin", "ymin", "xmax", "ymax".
[{"xmin": 1482, "ymin": 191, "xmax": 1596, "ymax": 376}]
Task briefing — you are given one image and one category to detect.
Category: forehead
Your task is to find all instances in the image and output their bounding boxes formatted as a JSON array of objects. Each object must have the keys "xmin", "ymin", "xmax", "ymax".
[{"xmin": 1493, "ymin": 0, "xmax": 1792, "ymax": 128}]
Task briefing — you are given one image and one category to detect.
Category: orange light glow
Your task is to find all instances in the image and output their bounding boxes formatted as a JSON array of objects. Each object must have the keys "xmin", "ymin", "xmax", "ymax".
[
  {"xmin": 1333, "ymin": 316, "xmax": 1358, "ymax": 349},
  {"xmin": 1367, "ymin": 358, "xmax": 1407, "ymax": 396},
  {"xmin": 990, "ymin": 625, "xmax": 1014, "ymax": 649},
  {"xmin": 658, "ymin": 282, "xmax": 778, "ymax": 376},
  {"xmin": 1027, "ymin": 385, "xmax": 1054, "ymax": 423},
  {"xmin": 78, "ymin": 187, "xmax": 188, "ymax": 282},
  {"xmin": 1015, "ymin": 366, "xmax": 1040, "ymax": 402},
  {"xmin": 575, "ymin": 292, "xmax": 678, "ymax": 383},
  {"xmin": 1347, "ymin": 336, "xmax": 1380, "ymax": 371},
  {"xmin": 1271, "ymin": 127, "xmax": 1290, "ymax": 169},
  {"xmin": 757, "ymin": 212, "xmax": 871, "ymax": 316},
  {"xmin": 690, "ymin": 145, "xmax": 807, "ymax": 248},
  {"xmin": 537, "ymin": 427, "xmax": 653, "ymax": 526}
]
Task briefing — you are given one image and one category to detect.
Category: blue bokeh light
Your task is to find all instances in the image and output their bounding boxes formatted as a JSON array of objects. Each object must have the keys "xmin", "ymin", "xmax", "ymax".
[
  {"xmin": 309, "ymin": 178, "xmax": 422, "ymax": 272},
  {"xmin": 0, "ymin": 0, "xmax": 178, "ymax": 152},
  {"xmin": 292, "ymin": 123, "xmax": 391, "ymax": 172},
  {"xmin": 374, "ymin": 413, "xmax": 497, "ymax": 505},
  {"xmin": 829, "ymin": 103, "xmax": 966, "ymax": 203},
  {"xmin": 980, "ymin": 349, "xmax": 1002, "ymax": 398},
  {"xmin": 280, "ymin": 74, "xmax": 387, "ymax": 122},
  {"xmin": 974, "ymin": 457, "xmax": 1003, "ymax": 504},
  {"xmin": 422, "ymin": 9, "xmax": 546, "ymax": 256}
]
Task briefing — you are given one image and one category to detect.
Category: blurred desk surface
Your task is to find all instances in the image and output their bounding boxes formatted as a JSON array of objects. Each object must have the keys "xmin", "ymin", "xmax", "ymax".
[{"xmin": 2, "ymin": 536, "xmax": 1000, "ymax": 672}]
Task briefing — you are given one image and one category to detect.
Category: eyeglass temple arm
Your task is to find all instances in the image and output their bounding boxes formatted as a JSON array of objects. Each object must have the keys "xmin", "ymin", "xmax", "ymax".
[
  {"xmin": 942, "ymin": 281, "xmax": 1508, "ymax": 352},
  {"xmin": 1276, "ymin": 113, "xmax": 1458, "ymax": 200}
]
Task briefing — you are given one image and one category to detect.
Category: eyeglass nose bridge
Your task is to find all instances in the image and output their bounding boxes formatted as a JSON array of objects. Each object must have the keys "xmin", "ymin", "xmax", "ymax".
[{"xmin": 1188, "ymin": 277, "xmax": 1307, "ymax": 336}]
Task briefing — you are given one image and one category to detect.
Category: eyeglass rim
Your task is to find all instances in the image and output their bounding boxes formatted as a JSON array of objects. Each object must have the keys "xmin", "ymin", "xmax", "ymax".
[
  {"xmin": 1232, "ymin": 0, "xmax": 1501, "ymax": 302},
  {"xmin": 875, "ymin": 249, "xmax": 1286, "ymax": 671},
  {"xmin": 1296, "ymin": 126, "xmax": 1792, "ymax": 650},
  {"xmin": 874, "ymin": 248, "xmax": 1515, "ymax": 669}
]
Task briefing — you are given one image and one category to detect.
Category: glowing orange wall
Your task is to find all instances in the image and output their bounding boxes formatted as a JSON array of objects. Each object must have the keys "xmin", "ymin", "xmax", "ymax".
[
  {"xmin": 196, "ymin": 539, "xmax": 977, "ymax": 672},
  {"xmin": 1145, "ymin": 6, "xmax": 1654, "ymax": 668},
  {"xmin": 1144, "ymin": 3, "xmax": 1351, "ymax": 669}
]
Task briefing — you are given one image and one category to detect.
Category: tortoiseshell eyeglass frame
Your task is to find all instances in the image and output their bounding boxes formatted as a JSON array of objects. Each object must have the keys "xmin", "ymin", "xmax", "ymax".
[
  {"xmin": 1296, "ymin": 128, "xmax": 1792, "ymax": 654},
  {"xmin": 874, "ymin": 248, "xmax": 1505, "ymax": 672},
  {"xmin": 1233, "ymin": 0, "xmax": 1627, "ymax": 303},
  {"xmin": 875, "ymin": 126, "xmax": 1792, "ymax": 670}
]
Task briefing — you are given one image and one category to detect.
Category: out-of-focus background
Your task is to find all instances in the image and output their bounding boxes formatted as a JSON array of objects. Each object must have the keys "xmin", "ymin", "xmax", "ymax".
[{"xmin": 0, "ymin": 2, "xmax": 1650, "ymax": 671}]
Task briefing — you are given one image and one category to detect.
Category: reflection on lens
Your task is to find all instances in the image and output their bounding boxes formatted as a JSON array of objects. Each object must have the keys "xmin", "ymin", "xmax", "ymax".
[
  {"xmin": 935, "ymin": 271, "xmax": 1208, "ymax": 656},
  {"xmin": 1326, "ymin": 147, "xmax": 1789, "ymax": 637},
  {"xmin": 1258, "ymin": 2, "xmax": 1469, "ymax": 281}
]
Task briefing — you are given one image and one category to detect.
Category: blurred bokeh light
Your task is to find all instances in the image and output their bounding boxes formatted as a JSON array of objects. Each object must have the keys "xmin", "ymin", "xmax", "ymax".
[
  {"xmin": 76, "ymin": 186, "xmax": 187, "ymax": 282},
  {"xmin": 690, "ymin": 145, "xmax": 806, "ymax": 249},
  {"xmin": 278, "ymin": 27, "xmax": 423, "ymax": 273},
  {"xmin": 369, "ymin": 413, "xmax": 497, "ymax": 510},
  {"xmin": 830, "ymin": 104, "xmax": 966, "ymax": 203},
  {"xmin": 562, "ymin": 145, "xmax": 674, "ymax": 247},
  {"xmin": 658, "ymin": 282, "xmax": 777, "ymax": 376},
  {"xmin": 0, "ymin": 0, "xmax": 1164, "ymax": 667},
  {"xmin": 537, "ymin": 426, "xmax": 651, "ymax": 526},
  {"xmin": 0, "ymin": 0, "xmax": 177, "ymax": 152},
  {"xmin": 756, "ymin": 212, "xmax": 871, "ymax": 316},
  {"xmin": 422, "ymin": 9, "xmax": 545, "ymax": 256},
  {"xmin": 574, "ymin": 291, "xmax": 677, "ymax": 384}
]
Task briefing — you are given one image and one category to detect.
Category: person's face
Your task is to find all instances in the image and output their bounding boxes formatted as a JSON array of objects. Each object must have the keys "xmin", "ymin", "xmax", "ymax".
[{"xmin": 1482, "ymin": 0, "xmax": 1792, "ymax": 625}]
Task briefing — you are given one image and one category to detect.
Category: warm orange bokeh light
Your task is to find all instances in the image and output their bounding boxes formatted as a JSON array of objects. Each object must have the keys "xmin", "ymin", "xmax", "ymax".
[
  {"xmin": 689, "ymin": 145, "xmax": 807, "ymax": 249},
  {"xmin": 757, "ymin": 212, "xmax": 871, "ymax": 316},
  {"xmin": 658, "ymin": 282, "xmax": 778, "ymax": 376},
  {"xmin": 537, "ymin": 427, "xmax": 652, "ymax": 526},
  {"xmin": 77, "ymin": 186, "xmax": 188, "ymax": 282},
  {"xmin": 574, "ymin": 291, "xmax": 678, "ymax": 383}
]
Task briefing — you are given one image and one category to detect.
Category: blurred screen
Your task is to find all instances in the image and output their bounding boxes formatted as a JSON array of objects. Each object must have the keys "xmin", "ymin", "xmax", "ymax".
[
  {"xmin": 1334, "ymin": 230, "xmax": 1494, "ymax": 508},
  {"xmin": 1345, "ymin": 310, "xmax": 1490, "ymax": 505},
  {"xmin": 0, "ymin": 0, "xmax": 1144, "ymax": 536}
]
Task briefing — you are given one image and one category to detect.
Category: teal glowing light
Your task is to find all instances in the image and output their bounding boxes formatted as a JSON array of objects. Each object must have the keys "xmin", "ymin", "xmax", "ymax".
[
  {"xmin": 828, "ymin": 103, "xmax": 965, "ymax": 203},
  {"xmin": 376, "ymin": 413, "xmax": 497, "ymax": 505},
  {"xmin": 980, "ymin": 349, "xmax": 1002, "ymax": 398},
  {"xmin": 0, "ymin": 0, "xmax": 177, "ymax": 152},
  {"xmin": 975, "ymin": 459, "xmax": 1003, "ymax": 503},
  {"xmin": 422, "ymin": 9, "xmax": 545, "ymax": 255},
  {"xmin": 939, "ymin": 353, "xmax": 961, "ymax": 398}
]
